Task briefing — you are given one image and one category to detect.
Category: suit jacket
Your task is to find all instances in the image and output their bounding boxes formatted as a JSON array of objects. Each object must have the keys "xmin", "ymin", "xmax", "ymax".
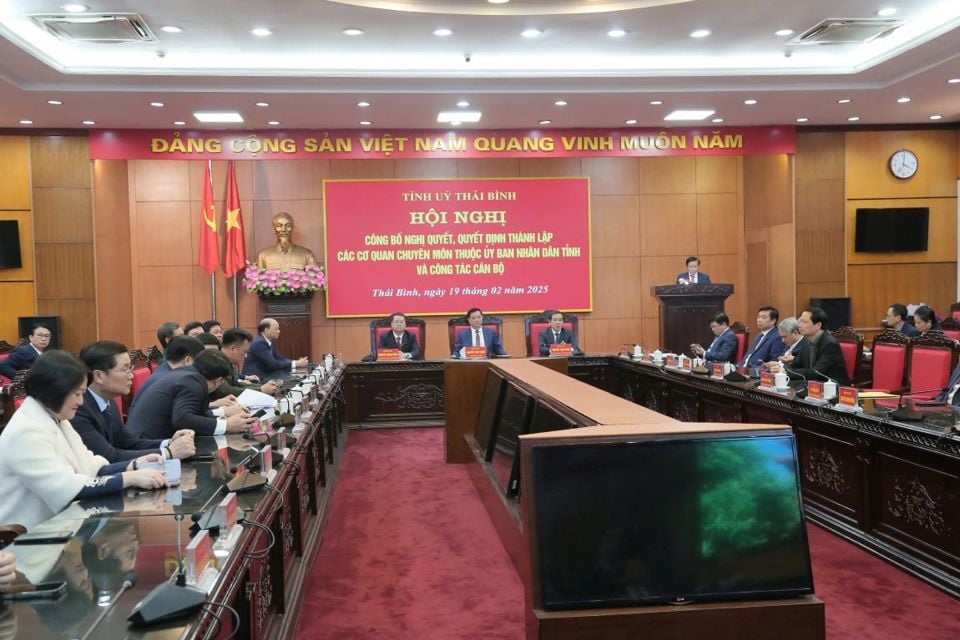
[
  {"xmin": 242, "ymin": 334, "xmax": 292, "ymax": 380},
  {"xmin": 211, "ymin": 366, "xmax": 256, "ymax": 400},
  {"xmin": 377, "ymin": 330, "xmax": 421, "ymax": 360},
  {"xmin": 789, "ymin": 331, "xmax": 850, "ymax": 386},
  {"xmin": 0, "ymin": 344, "xmax": 41, "ymax": 379},
  {"xmin": 899, "ymin": 323, "xmax": 920, "ymax": 338},
  {"xmin": 676, "ymin": 272, "xmax": 711, "ymax": 285},
  {"xmin": 71, "ymin": 389, "xmax": 163, "ymax": 462},
  {"xmin": 127, "ymin": 367, "xmax": 218, "ymax": 439},
  {"xmin": 704, "ymin": 328, "xmax": 737, "ymax": 363},
  {"xmin": 129, "ymin": 360, "xmax": 172, "ymax": 408},
  {"xmin": 454, "ymin": 326, "xmax": 506, "ymax": 358},
  {"xmin": 741, "ymin": 330, "xmax": 786, "ymax": 368},
  {"xmin": 937, "ymin": 363, "xmax": 960, "ymax": 404},
  {"xmin": 537, "ymin": 327, "xmax": 581, "ymax": 357}
]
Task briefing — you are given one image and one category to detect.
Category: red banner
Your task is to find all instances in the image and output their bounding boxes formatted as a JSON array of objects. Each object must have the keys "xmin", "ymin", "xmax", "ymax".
[
  {"xmin": 198, "ymin": 162, "xmax": 219, "ymax": 274},
  {"xmin": 89, "ymin": 126, "xmax": 795, "ymax": 160},
  {"xmin": 323, "ymin": 178, "xmax": 591, "ymax": 317}
]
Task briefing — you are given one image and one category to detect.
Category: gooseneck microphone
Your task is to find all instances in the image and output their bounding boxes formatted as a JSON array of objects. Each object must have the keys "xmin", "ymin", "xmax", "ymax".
[
  {"xmin": 191, "ymin": 484, "xmax": 226, "ymax": 531},
  {"xmin": 890, "ymin": 386, "xmax": 950, "ymax": 421},
  {"xmin": 78, "ymin": 577, "xmax": 135, "ymax": 640},
  {"xmin": 226, "ymin": 447, "xmax": 268, "ymax": 493}
]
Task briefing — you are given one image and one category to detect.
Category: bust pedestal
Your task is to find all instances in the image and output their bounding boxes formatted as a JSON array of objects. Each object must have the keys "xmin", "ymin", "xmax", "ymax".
[{"xmin": 258, "ymin": 292, "xmax": 314, "ymax": 361}]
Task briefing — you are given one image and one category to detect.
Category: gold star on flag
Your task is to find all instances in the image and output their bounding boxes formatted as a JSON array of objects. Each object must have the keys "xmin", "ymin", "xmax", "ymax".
[{"xmin": 226, "ymin": 207, "xmax": 241, "ymax": 231}]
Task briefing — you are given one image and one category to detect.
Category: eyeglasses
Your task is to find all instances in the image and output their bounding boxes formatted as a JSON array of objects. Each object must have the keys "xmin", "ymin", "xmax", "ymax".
[
  {"xmin": 109, "ymin": 365, "xmax": 134, "ymax": 375},
  {"xmin": 33, "ymin": 333, "xmax": 52, "ymax": 339}
]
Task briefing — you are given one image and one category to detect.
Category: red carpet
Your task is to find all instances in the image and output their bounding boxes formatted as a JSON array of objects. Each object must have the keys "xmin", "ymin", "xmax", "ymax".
[{"xmin": 296, "ymin": 428, "xmax": 960, "ymax": 639}]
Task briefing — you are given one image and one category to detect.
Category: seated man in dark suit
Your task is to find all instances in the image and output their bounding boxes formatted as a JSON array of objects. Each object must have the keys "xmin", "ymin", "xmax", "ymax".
[
  {"xmin": 537, "ymin": 310, "xmax": 582, "ymax": 356},
  {"xmin": 377, "ymin": 312, "xmax": 421, "ymax": 360},
  {"xmin": 212, "ymin": 328, "xmax": 279, "ymax": 400},
  {"xmin": 787, "ymin": 307, "xmax": 850, "ymax": 386},
  {"xmin": 156, "ymin": 321, "xmax": 183, "ymax": 350},
  {"xmin": 691, "ymin": 312, "xmax": 737, "ymax": 363},
  {"xmin": 0, "ymin": 323, "xmax": 51, "ymax": 379},
  {"xmin": 763, "ymin": 316, "xmax": 810, "ymax": 372},
  {"xmin": 132, "ymin": 335, "xmax": 205, "ymax": 406},
  {"xmin": 242, "ymin": 317, "xmax": 308, "ymax": 380},
  {"xmin": 885, "ymin": 303, "xmax": 919, "ymax": 337},
  {"xmin": 453, "ymin": 307, "xmax": 507, "ymax": 358},
  {"xmin": 937, "ymin": 362, "xmax": 960, "ymax": 405},
  {"xmin": 741, "ymin": 306, "xmax": 786, "ymax": 368},
  {"xmin": 129, "ymin": 350, "xmax": 255, "ymax": 439},
  {"xmin": 676, "ymin": 256, "xmax": 711, "ymax": 285},
  {"xmin": 72, "ymin": 340, "xmax": 196, "ymax": 463}
]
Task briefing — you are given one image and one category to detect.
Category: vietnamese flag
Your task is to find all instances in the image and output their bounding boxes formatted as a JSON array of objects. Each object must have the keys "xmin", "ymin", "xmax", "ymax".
[
  {"xmin": 198, "ymin": 161, "xmax": 219, "ymax": 274},
  {"xmin": 223, "ymin": 161, "xmax": 247, "ymax": 277}
]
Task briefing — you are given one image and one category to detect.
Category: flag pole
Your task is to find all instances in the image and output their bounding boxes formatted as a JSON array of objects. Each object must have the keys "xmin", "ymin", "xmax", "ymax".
[
  {"xmin": 209, "ymin": 159, "xmax": 217, "ymax": 320},
  {"xmin": 232, "ymin": 275, "xmax": 239, "ymax": 327}
]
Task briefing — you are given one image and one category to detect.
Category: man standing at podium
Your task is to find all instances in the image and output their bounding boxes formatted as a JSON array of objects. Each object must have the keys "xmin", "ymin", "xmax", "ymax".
[{"xmin": 676, "ymin": 256, "xmax": 711, "ymax": 285}]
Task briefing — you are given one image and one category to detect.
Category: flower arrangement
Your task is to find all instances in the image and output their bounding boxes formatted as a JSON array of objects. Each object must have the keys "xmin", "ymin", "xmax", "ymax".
[{"xmin": 242, "ymin": 263, "xmax": 327, "ymax": 296}]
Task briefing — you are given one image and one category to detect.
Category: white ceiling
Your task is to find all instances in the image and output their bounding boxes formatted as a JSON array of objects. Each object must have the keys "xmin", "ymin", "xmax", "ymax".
[{"xmin": 0, "ymin": 0, "xmax": 958, "ymax": 130}]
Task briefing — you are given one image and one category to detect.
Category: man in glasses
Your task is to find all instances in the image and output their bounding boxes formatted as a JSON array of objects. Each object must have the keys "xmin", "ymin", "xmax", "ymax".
[{"xmin": 0, "ymin": 323, "xmax": 52, "ymax": 380}]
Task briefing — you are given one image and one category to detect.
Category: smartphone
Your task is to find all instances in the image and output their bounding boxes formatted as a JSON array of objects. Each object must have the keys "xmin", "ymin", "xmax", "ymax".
[
  {"xmin": 251, "ymin": 408, "xmax": 267, "ymax": 419},
  {"xmin": 1, "ymin": 581, "xmax": 67, "ymax": 600},
  {"xmin": 12, "ymin": 531, "xmax": 74, "ymax": 545}
]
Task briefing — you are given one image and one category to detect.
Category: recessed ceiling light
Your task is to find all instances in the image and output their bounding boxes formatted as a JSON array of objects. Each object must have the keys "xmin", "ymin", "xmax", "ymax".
[
  {"xmin": 357, "ymin": 100, "xmax": 371, "ymax": 107},
  {"xmin": 796, "ymin": 117, "xmax": 809, "ymax": 123},
  {"xmin": 664, "ymin": 109, "xmax": 715, "ymax": 121},
  {"xmin": 837, "ymin": 98, "xmax": 852, "ymax": 104},
  {"xmin": 342, "ymin": 28, "xmax": 365, "ymax": 36},
  {"xmin": 948, "ymin": 78, "xmax": 960, "ymax": 84},
  {"xmin": 625, "ymin": 119, "xmax": 638, "ymax": 125},
  {"xmin": 896, "ymin": 96, "xmax": 911, "ymax": 103},
  {"xmin": 456, "ymin": 100, "xmax": 470, "ymax": 108},
  {"xmin": 438, "ymin": 110, "xmax": 481, "ymax": 123},
  {"xmin": 930, "ymin": 114, "xmax": 943, "ymax": 120},
  {"xmin": 690, "ymin": 29, "xmax": 711, "ymax": 38},
  {"xmin": 711, "ymin": 117, "xmax": 724, "ymax": 123},
  {"xmin": 649, "ymin": 100, "xmax": 663, "ymax": 105},
  {"xmin": 255, "ymin": 101, "xmax": 269, "ymax": 107},
  {"xmin": 19, "ymin": 120, "xmax": 33, "ymax": 125},
  {"xmin": 251, "ymin": 27, "xmax": 272, "ymax": 37},
  {"xmin": 488, "ymin": 0, "xmax": 509, "ymax": 4},
  {"xmin": 433, "ymin": 28, "xmax": 453, "ymax": 37},
  {"xmin": 450, "ymin": 121, "xmax": 462, "ymax": 126},
  {"xmin": 47, "ymin": 99, "xmax": 62, "ymax": 105},
  {"xmin": 607, "ymin": 28, "xmax": 627, "ymax": 38},
  {"xmin": 82, "ymin": 120, "xmax": 95, "ymax": 125},
  {"xmin": 743, "ymin": 99, "xmax": 758, "ymax": 105},
  {"xmin": 775, "ymin": 29, "xmax": 794, "ymax": 37},
  {"xmin": 554, "ymin": 100, "xmax": 568, "ymax": 106},
  {"xmin": 173, "ymin": 121, "xmax": 186, "ymax": 126},
  {"xmin": 62, "ymin": 4, "xmax": 88, "ymax": 12},
  {"xmin": 150, "ymin": 101, "xmax": 165, "ymax": 107},
  {"xmin": 521, "ymin": 28, "xmax": 544, "ymax": 38},
  {"xmin": 877, "ymin": 8, "xmax": 898, "ymax": 17},
  {"xmin": 360, "ymin": 120, "xmax": 372, "ymax": 126},
  {"xmin": 161, "ymin": 26, "xmax": 182, "ymax": 34},
  {"xmin": 847, "ymin": 116, "xmax": 861, "ymax": 122},
  {"xmin": 268, "ymin": 120, "xmax": 281, "ymax": 126},
  {"xmin": 193, "ymin": 111, "xmax": 244, "ymax": 123},
  {"xmin": 539, "ymin": 119, "xmax": 552, "ymax": 125}
]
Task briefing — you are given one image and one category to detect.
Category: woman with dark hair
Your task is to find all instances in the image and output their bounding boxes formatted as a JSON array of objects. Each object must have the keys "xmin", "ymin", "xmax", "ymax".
[
  {"xmin": 913, "ymin": 305, "xmax": 940, "ymax": 335},
  {"xmin": 0, "ymin": 351, "xmax": 167, "ymax": 529}
]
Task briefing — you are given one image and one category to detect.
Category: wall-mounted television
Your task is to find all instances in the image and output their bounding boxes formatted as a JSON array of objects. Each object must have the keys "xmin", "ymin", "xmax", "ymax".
[
  {"xmin": 854, "ymin": 207, "xmax": 928, "ymax": 253},
  {"xmin": 529, "ymin": 431, "xmax": 814, "ymax": 609},
  {"xmin": 0, "ymin": 220, "xmax": 23, "ymax": 269}
]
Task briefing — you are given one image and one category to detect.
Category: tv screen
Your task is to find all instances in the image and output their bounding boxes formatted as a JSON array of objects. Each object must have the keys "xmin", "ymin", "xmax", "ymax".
[
  {"xmin": 489, "ymin": 383, "xmax": 533, "ymax": 498},
  {"xmin": 474, "ymin": 369, "xmax": 506, "ymax": 461},
  {"xmin": 530, "ymin": 432, "xmax": 813, "ymax": 609},
  {"xmin": 854, "ymin": 207, "xmax": 928, "ymax": 252},
  {"xmin": 0, "ymin": 220, "xmax": 23, "ymax": 269}
]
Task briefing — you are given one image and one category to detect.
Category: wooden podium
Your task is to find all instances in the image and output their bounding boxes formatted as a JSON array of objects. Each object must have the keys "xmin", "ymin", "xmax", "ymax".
[
  {"xmin": 259, "ymin": 294, "xmax": 312, "ymax": 361},
  {"xmin": 653, "ymin": 284, "xmax": 733, "ymax": 355}
]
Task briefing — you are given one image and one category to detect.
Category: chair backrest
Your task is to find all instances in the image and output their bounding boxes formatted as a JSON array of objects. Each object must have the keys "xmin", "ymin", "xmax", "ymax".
[
  {"xmin": 146, "ymin": 345, "xmax": 163, "ymax": 371},
  {"xmin": 951, "ymin": 303, "xmax": 960, "ymax": 321},
  {"xmin": 448, "ymin": 314, "xmax": 503, "ymax": 354},
  {"xmin": 369, "ymin": 315, "xmax": 426, "ymax": 358},
  {"xmin": 831, "ymin": 326, "xmax": 864, "ymax": 383},
  {"xmin": 523, "ymin": 312, "xmax": 579, "ymax": 357},
  {"xmin": 870, "ymin": 329, "xmax": 910, "ymax": 391},
  {"xmin": 730, "ymin": 322, "xmax": 750, "ymax": 363},
  {"xmin": 940, "ymin": 317, "xmax": 960, "ymax": 342},
  {"xmin": 906, "ymin": 332, "xmax": 960, "ymax": 396},
  {"xmin": 0, "ymin": 340, "xmax": 14, "ymax": 356}
]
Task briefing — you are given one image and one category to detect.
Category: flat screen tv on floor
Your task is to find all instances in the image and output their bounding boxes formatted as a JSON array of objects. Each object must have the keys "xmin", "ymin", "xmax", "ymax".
[
  {"xmin": 854, "ymin": 207, "xmax": 928, "ymax": 252},
  {"xmin": 0, "ymin": 220, "xmax": 23, "ymax": 269},
  {"xmin": 529, "ymin": 431, "xmax": 814, "ymax": 609}
]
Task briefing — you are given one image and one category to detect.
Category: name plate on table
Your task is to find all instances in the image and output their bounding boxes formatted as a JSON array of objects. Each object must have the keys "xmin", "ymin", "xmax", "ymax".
[
  {"xmin": 837, "ymin": 387, "xmax": 861, "ymax": 411},
  {"xmin": 186, "ymin": 529, "xmax": 214, "ymax": 584},
  {"xmin": 665, "ymin": 355, "xmax": 676, "ymax": 367},
  {"xmin": 807, "ymin": 380, "xmax": 824, "ymax": 400},
  {"xmin": 682, "ymin": 357, "xmax": 692, "ymax": 372},
  {"xmin": 464, "ymin": 346, "xmax": 487, "ymax": 359},
  {"xmin": 217, "ymin": 493, "xmax": 239, "ymax": 532},
  {"xmin": 259, "ymin": 444, "xmax": 274, "ymax": 475},
  {"xmin": 549, "ymin": 343, "xmax": 573, "ymax": 357},
  {"xmin": 760, "ymin": 372, "xmax": 776, "ymax": 388},
  {"xmin": 711, "ymin": 363, "xmax": 725, "ymax": 379},
  {"xmin": 377, "ymin": 348, "xmax": 401, "ymax": 361}
]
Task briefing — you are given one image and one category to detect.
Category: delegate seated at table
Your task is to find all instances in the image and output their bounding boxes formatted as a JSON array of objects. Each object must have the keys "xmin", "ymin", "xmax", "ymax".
[
  {"xmin": 377, "ymin": 313, "xmax": 421, "ymax": 360},
  {"xmin": 690, "ymin": 312, "xmax": 737, "ymax": 364},
  {"xmin": 453, "ymin": 308, "xmax": 507, "ymax": 358},
  {"xmin": 537, "ymin": 310, "xmax": 582, "ymax": 356}
]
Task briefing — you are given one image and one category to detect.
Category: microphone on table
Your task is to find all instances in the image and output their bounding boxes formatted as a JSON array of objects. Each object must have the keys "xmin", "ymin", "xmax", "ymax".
[
  {"xmin": 784, "ymin": 367, "xmax": 809, "ymax": 397},
  {"xmin": 190, "ymin": 484, "xmax": 226, "ymax": 532},
  {"xmin": 128, "ymin": 513, "xmax": 206, "ymax": 626},
  {"xmin": 226, "ymin": 447, "xmax": 268, "ymax": 493},
  {"xmin": 78, "ymin": 577, "xmax": 136, "ymax": 640},
  {"xmin": 889, "ymin": 386, "xmax": 949, "ymax": 421}
]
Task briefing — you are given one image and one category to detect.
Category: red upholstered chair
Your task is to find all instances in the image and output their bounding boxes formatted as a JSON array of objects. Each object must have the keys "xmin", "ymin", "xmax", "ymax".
[
  {"xmin": 125, "ymin": 350, "xmax": 152, "ymax": 418},
  {"xmin": 831, "ymin": 326, "xmax": 864, "ymax": 384},
  {"xmin": 860, "ymin": 329, "xmax": 910, "ymax": 393},
  {"xmin": 904, "ymin": 333, "xmax": 960, "ymax": 399},
  {"xmin": 940, "ymin": 317, "xmax": 960, "ymax": 342},
  {"xmin": 523, "ymin": 312, "xmax": 579, "ymax": 357},
  {"xmin": 730, "ymin": 322, "xmax": 750, "ymax": 364},
  {"xmin": 951, "ymin": 303, "xmax": 960, "ymax": 321},
  {"xmin": 1, "ymin": 372, "xmax": 27, "ymax": 431},
  {"xmin": 0, "ymin": 339, "xmax": 15, "ymax": 385},
  {"xmin": 368, "ymin": 315, "xmax": 426, "ymax": 359},
  {"xmin": 447, "ymin": 313, "xmax": 503, "ymax": 355}
]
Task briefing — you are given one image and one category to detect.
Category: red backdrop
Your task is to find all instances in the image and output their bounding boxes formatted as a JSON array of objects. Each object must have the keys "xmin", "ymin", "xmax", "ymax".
[{"xmin": 323, "ymin": 178, "xmax": 592, "ymax": 317}]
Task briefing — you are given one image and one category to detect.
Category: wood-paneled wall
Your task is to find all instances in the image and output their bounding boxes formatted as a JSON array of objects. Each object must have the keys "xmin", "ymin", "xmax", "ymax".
[
  {"xmin": 92, "ymin": 155, "xmax": 748, "ymax": 359},
  {"xmin": 31, "ymin": 137, "xmax": 97, "ymax": 353},
  {"xmin": 846, "ymin": 130, "xmax": 958, "ymax": 329},
  {"xmin": 0, "ymin": 137, "xmax": 35, "ymax": 343}
]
